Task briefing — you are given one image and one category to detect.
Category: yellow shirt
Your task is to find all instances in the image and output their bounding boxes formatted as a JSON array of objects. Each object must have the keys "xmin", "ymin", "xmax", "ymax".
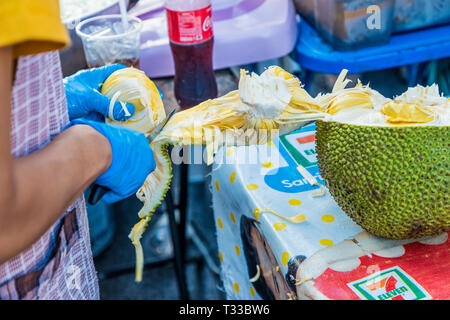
[{"xmin": 0, "ymin": 0, "xmax": 70, "ymax": 58}]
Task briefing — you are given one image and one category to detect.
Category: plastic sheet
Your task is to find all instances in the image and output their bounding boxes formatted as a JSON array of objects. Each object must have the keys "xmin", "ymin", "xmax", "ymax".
[{"xmin": 211, "ymin": 123, "xmax": 450, "ymax": 300}]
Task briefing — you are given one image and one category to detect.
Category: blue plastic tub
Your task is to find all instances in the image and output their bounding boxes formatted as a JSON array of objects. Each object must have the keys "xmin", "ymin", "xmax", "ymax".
[{"xmin": 296, "ymin": 19, "xmax": 450, "ymax": 74}]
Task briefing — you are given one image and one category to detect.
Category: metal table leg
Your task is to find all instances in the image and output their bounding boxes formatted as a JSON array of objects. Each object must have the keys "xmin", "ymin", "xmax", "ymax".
[
  {"xmin": 178, "ymin": 162, "xmax": 189, "ymax": 265},
  {"xmin": 96, "ymin": 147, "xmax": 194, "ymax": 300},
  {"xmin": 166, "ymin": 177, "xmax": 190, "ymax": 300}
]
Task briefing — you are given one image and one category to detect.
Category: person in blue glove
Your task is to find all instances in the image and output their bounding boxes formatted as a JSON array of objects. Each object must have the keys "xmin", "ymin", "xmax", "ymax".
[
  {"xmin": 64, "ymin": 63, "xmax": 136, "ymax": 122},
  {"xmin": 64, "ymin": 63, "xmax": 156, "ymax": 203},
  {"xmin": 68, "ymin": 117, "xmax": 156, "ymax": 204},
  {"xmin": 0, "ymin": 0, "xmax": 156, "ymax": 300}
]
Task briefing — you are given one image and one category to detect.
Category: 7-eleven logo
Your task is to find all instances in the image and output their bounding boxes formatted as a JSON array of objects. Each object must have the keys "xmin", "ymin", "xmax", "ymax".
[{"xmin": 348, "ymin": 267, "xmax": 432, "ymax": 300}]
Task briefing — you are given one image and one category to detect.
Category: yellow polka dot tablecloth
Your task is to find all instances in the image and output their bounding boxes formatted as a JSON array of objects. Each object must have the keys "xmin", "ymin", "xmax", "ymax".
[{"xmin": 211, "ymin": 123, "xmax": 450, "ymax": 300}]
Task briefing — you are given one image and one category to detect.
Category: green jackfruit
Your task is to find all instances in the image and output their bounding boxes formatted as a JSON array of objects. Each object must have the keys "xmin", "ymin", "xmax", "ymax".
[{"xmin": 316, "ymin": 120, "xmax": 449, "ymax": 239}]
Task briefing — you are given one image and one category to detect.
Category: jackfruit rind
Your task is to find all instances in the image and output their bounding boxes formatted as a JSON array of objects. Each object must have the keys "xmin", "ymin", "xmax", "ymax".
[{"xmin": 316, "ymin": 120, "xmax": 450, "ymax": 239}]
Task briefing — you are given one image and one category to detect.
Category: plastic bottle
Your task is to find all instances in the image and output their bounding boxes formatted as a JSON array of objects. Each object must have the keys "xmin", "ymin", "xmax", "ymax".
[{"xmin": 165, "ymin": 0, "xmax": 218, "ymax": 109}]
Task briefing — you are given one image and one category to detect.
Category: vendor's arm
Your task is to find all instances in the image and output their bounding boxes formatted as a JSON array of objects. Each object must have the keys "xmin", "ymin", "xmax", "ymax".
[
  {"xmin": 0, "ymin": 47, "xmax": 155, "ymax": 263},
  {"xmin": 0, "ymin": 46, "xmax": 111, "ymax": 262}
]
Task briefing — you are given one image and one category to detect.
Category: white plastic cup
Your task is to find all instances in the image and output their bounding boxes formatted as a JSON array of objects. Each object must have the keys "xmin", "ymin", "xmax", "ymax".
[{"xmin": 76, "ymin": 14, "xmax": 143, "ymax": 68}]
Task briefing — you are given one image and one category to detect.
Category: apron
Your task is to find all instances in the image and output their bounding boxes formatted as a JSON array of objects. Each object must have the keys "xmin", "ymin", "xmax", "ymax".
[{"xmin": 0, "ymin": 52, "xmax": 99, "ymax": 300}]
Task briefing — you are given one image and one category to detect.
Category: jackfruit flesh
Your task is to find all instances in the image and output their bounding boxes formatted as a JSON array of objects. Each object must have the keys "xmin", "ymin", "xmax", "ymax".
[
  {"xmin": 101, "ymin": 66, "xmax": 449, "ymax": 281},
  {"xmin": 102, "ymin": 68, "xmax": 166, "ymax": 133}
]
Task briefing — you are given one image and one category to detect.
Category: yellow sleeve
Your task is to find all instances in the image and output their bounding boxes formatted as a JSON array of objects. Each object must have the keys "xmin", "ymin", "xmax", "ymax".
[{"xmin": 0, "ymin": 0, "xmax": 70, "ymax": 58}]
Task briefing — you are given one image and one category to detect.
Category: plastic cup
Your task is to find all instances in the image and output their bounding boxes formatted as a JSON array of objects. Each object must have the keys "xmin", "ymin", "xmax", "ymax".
[{"xmin": 76, "ymin": 14, "xmax": 143, "ymax": 68}]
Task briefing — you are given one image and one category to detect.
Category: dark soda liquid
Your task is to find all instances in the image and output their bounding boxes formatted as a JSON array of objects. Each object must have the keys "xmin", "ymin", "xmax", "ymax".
[{"xmin": 170, "ymin": 37, "xmax": 218, "ymax": 109}]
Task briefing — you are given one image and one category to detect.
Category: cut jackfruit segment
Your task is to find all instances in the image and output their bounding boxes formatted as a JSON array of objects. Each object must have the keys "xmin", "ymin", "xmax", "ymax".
[
  {"xmin": 326, "ymin": 90, "xmax": 374, "ymax": 115},
  {"xmin": 153, "ymin": 67, "xmax": 328, "ymax": 166},
  {"xmin": 382, "ymin": 100, "xmax": 435, "ymax": 124},
  {"xmin": 321, "ymin": 73, "xmax": 449, "ymax": 127},
  {"xmin": 315, "ymin": 70, "xmax": 383, "ymax": 116},
  {"xmin": 128, "ymin": 216, "xmax": 150, "ymax": 282},
  {"xmin": 102, "ymin": 67, "xmax": 166, "ymax": 133}
]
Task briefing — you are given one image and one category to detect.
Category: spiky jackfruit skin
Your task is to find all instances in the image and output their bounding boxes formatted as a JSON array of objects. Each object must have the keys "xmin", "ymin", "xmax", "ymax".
[{"xmin": 315, "ymin": 120, "xmax": 449, "ymax": 239}]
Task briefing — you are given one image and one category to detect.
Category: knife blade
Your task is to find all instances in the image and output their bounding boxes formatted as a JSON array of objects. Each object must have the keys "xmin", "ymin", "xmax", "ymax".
[
  {"xmin": 88, "ymin": 109, "xmax": 176, "ymax": 205},
  {"xmin": 145, "ymin": 108, "xmax": 176, "ymax": 143}
]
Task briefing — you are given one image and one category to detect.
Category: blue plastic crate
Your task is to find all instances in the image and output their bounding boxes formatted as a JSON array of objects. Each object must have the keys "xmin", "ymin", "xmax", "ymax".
[{"xmin": 295, "ymin": 19, "xmax": 450, "ymax": 75}]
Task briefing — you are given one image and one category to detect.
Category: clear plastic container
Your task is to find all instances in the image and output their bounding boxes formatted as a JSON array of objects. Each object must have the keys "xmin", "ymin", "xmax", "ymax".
[
  {"xmin": 393, "ymin": 0, "xmax": 450, "ymax": 33},
  {"xmin": 76, "ymin": 14, "xmax": 143, "ymax": 68},
  {"xmin": 294, "ymin": 0, "xmax": 395, "ymax": 51}
]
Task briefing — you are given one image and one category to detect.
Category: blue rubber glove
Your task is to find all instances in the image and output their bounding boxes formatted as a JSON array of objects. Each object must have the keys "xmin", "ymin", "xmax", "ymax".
[
  {"xmin": 63, "ymin": 64, "xmax": 135, "ymax": 121},
  {"xmin": 68, "ymin": 119, "xmax": 156, "ymax": 204}
]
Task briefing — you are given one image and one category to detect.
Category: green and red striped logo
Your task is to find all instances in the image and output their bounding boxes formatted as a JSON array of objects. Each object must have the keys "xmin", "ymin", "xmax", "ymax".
[{"xmin": 347, "ymin": 266, "xmax": 431, "ymax": 300}]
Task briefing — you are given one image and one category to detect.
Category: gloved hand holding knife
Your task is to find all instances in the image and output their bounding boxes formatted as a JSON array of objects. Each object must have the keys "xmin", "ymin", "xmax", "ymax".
[{"xmin": 87, "ymin": 109, "xmax": 176, "ymax": 205}]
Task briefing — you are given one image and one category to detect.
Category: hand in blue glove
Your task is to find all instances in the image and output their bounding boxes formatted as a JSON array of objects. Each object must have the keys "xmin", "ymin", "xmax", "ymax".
[
  {"xmin": 64, "ymin": 64, "xmax": 135, "ymax": 121},
  {"xmin": 69, "ymin": 118, "xmax": 156, "ymax": 203}
]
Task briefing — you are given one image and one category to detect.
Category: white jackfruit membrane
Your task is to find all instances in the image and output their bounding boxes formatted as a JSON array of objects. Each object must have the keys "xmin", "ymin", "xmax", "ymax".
[
  {"xmin": 395, "ymin": 84, "xmax": 447, "ymax": 106},
  {"xmin": 238, "ymin": 69, "xmax": 293, "ymax": 118},
  {"xmin": 318, "ymin": 70, "xmax": 450, "ymax": 127}
]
